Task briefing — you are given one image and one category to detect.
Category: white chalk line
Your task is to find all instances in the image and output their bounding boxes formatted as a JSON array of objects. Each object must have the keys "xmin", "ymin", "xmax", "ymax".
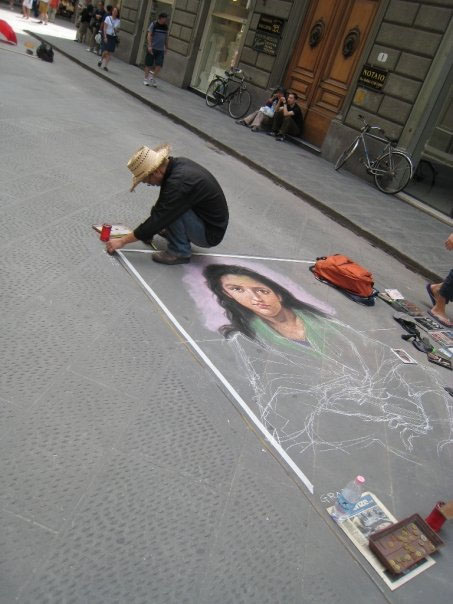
[
  {"xmin": 123, "ymin": 249, "xmax": 315, "ymax": 264},
  {"xmin": 117, "ymin": 250, "xmax": 314, "ymax": 494}
]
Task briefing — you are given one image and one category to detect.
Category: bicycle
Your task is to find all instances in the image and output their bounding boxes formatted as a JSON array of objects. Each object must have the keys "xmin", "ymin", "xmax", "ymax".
[
  {"xmin": 205, "ymin": 67, "xmax": 252, "ymax": 119},
  {"xmin": 335, "ymin": 114, "xmax": 414, "ymax": 194}
]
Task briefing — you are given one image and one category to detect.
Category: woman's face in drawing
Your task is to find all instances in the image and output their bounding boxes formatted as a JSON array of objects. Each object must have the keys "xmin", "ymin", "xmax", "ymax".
[{"xmin": 220, "ymin": 275, "xmax": 283, "ymax": 318}]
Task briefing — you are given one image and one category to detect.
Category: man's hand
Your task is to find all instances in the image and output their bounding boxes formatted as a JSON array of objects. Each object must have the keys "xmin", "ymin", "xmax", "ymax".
[
  {"xmin": 106, "ymin": 237, "xmax": 126, "ymax": 255},
  {"xmin": 445, "ymin": 233, "xmax": 453, "ymax": 250}
]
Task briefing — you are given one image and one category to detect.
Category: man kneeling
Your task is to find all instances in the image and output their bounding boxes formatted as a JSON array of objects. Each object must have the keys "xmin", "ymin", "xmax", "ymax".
[{"xmin": 106, "ymin": 144, "xmax": 229, "ymax": 264}]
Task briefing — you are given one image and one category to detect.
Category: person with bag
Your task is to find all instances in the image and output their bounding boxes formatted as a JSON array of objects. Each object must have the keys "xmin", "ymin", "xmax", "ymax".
[
  {"xmin": 97, "ymin": 5, "xmax": 119, "ymax": 72},
  {"xmin": 86, "ymin": 0, "xmax": 105, "ymax": 53},
  {"xmin": 236, "ymin": 87, "xmax": 286, "ymax": 132}
]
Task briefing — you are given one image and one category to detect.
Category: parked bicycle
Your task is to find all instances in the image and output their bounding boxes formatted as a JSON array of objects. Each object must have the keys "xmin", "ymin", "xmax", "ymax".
[
  {"xmin": 205, "ymin": 67, "xmax": 252, "ymax": 119},
  {"xmin": 335, "ymin": 114, "xmax": 414, "ymax": 194}
]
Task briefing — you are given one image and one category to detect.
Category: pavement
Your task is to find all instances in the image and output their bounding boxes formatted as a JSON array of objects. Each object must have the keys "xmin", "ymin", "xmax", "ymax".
[
  {"xmin": 21, "ymin": 12, "xmax": 453, "ymax": 283},
  {"xmin": 1, "ymin": 9, "xmax": 453, "ymax": 604}
]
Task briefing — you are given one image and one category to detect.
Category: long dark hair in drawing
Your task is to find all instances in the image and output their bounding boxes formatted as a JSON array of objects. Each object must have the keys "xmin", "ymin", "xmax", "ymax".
[{"xmin": 203, "ymin": 264, "xmax": 321, "ymax": 340}]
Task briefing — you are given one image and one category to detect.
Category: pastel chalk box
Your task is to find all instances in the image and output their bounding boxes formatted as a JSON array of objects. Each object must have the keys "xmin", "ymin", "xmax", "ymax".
[{"xmin": 368, "ymin": 514, "xmax": 443, "ymax": 575}]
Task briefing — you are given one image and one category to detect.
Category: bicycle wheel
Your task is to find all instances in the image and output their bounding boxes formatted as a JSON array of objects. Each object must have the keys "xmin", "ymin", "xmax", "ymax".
[
  {"xmin": 228, "ymin": 88, "xmax": 251, "ymax": 119},
  {"xmin": 334, "ymin": 138, "xmax": 360, "ymax": 170},
  {"xmin": 206, "ymin": 79, "xmax": 225, "ymax": 107},
  {"xmin": 374, "ymin": 151, "xmax": 412, "ymax": 194}
]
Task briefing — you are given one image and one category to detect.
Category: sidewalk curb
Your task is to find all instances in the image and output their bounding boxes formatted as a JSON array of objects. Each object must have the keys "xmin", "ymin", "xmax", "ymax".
[{"xmin": 28, "ymin": 32, "xmax": 443, "ymax": 282}]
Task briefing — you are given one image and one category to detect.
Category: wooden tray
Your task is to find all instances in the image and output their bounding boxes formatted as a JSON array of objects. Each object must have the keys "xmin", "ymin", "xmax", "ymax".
[{"xmin": 368, "ymin": 514, "xmax": 444, "ymax": 575}]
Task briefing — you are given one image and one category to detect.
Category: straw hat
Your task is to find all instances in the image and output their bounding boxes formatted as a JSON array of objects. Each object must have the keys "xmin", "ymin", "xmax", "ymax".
[{"xmin": 127, "ymin": 144, "xmax": 171, "ymax": 192}]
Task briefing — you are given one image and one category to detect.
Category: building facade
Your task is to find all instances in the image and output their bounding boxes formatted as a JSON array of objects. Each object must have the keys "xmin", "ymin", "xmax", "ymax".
[{"xmin": 117, "ymin": 0, "xmax": 453, "ymax": 217}]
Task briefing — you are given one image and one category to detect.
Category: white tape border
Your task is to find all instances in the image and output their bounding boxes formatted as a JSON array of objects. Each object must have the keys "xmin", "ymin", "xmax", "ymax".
[
  {"xmin": 123, "ymin": 249, "xmax": 315, "ymax": 263},
  {"xmin": 117, "ymin": 250, "xmax": 314, "ymax": 494}
]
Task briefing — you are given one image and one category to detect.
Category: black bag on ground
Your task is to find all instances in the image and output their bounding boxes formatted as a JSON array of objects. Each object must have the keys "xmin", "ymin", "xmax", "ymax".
[{"xmin": 36, "ymin": 43, "xmax": 54, "ymax": 63}]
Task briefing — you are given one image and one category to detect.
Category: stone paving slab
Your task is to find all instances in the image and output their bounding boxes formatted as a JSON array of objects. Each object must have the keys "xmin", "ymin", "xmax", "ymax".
[{"xmin": 22, "ymin": 17, "xmax": 453, "ymax": 282}]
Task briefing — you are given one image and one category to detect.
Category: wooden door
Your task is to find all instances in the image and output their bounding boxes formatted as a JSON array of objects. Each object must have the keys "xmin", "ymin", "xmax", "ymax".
[{"xmin": 285, "ymin": 0, "xmax": 379, "ymax": 147}]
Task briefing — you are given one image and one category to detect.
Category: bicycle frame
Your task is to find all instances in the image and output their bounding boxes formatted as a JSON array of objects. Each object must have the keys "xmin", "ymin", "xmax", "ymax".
[{"xmin": 356, "ymin": 128, "xmax": 413, "ymax": 177}]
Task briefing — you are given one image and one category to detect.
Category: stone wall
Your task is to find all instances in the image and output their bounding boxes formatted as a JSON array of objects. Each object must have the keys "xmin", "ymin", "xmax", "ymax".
[
  {"xmin": 238, "ymin": 0, "xmax": 301, "ymax": 105},
  {"xmin": 345, "ymin": 0, "xmax": 452, "ymax": 140},
  {"xmin": 322, "ymin": 0, "xmax": 453, "ymax": 166},
  {"xmin": 163, "ymin": 0, "xmax": 204, "ymax": 87},
  {"xmin": 116, "ymin": 0, "xmax": 143, "ymax": 62}
]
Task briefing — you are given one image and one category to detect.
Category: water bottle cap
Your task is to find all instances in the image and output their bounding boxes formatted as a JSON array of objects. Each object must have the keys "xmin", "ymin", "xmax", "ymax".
[{"xmin": 355, "ymin": 475, "xmax": 365, "ymax": 484}]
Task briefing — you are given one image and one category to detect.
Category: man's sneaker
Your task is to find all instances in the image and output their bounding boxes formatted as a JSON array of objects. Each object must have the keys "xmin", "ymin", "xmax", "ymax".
[
  {"xmin": 86, "ymin": 48, "xmax": 93, "ymax": 52},
  {"xmin": 275, "ymin": 134, "xmax": 285, "ymax": 142},
  {"xmin": 151, "ymin": 79, "xmax": 157, "ymax": 87},
  {"xmin": 143, "ymin": 79, "xmax": 149, "ymax": 86},
  {"xmin": 152, "ymin": 251, "xmax": 190, "ymax": 265},
  {"xmin": 267, "ymin": 131, "xmax": 277, "ymax": 137}
]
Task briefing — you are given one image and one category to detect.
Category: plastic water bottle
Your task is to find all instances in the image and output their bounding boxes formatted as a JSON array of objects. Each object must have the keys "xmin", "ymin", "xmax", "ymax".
[{"xmin": 333, "ymin": 475, "xmax": 365, "ymax": 523}]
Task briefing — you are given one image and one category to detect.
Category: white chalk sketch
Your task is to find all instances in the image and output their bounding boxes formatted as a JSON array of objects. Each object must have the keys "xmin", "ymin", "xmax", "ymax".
[
  {"xmin": 119, "ymin": 250, "xmax": 453, "ymax": 489},
  {"xmin": 186, "ymin": 260, "xmax": 453, "ymax": 466}
]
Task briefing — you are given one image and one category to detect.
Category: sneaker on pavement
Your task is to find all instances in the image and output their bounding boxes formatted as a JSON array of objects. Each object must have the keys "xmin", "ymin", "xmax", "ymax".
[
  {"xmin": 151, "ymin": 79, "xmax": 157, "ymax": 87},
  {"xmin": 267, "ymin": 131, "xmax": 277, "ymax": 136},
  {"xmin": 143, "ymin": 79, "xmax": 149, "ymax": 86},
  {"xmin": 275, "ymin": 134, "xmax": 285, "ymax": 141},
  {"xmin": 152, "ymin": 251, "xmax": 190, "ymax": 265}
]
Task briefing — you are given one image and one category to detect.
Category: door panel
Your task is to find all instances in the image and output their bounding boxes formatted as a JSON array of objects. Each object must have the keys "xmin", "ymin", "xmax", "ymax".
[{"xmin": 286, "ymin": 0, "xmax": 379, "ymax": 147}]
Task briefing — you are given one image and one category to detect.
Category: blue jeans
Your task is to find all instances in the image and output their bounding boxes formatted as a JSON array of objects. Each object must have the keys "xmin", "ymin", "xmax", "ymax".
[{"xmin": 166, "ymin": 209, "xmax": 210, "ymax": 257}]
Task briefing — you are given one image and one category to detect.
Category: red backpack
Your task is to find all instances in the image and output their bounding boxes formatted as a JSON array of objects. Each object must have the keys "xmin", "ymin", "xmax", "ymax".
[{"xmin": 310, "ymin": 254, "xmax": 376, "ymax": 303}]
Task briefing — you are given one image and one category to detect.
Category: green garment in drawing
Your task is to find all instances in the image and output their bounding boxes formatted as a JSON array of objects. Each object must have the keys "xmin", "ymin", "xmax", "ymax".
[{"xmin": 250, "ymin": 309, "xmax": 331, "ymax": 356}]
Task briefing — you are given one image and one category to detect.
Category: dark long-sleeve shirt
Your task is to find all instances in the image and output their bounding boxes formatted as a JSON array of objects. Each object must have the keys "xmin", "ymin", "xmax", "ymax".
[{"xmin": 133, "ymin": 157, "xmax": 229, "ymax": 245}]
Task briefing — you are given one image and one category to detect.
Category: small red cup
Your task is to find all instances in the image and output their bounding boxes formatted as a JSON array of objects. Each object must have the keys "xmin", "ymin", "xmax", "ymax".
[
  {"xmin": 100, "ymin": 224, "xmax": 112, "ymax": 242},
  {"xmin": 425, "ymin": 501, "xmax": 446, "ymax": 532}
]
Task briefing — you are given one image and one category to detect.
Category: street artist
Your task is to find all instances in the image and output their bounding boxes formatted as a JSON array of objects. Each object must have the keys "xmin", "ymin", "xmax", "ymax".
[{"xmin": 106, "ymin": 144, "xmax": 229, "ymax": 265}]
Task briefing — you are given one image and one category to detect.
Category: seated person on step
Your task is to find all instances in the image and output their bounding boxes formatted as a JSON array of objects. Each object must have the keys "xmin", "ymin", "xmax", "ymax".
[
  {"xmin": 268, "ymin": 91, "xmax": 304, "ymax": 142},
  {"xmin": 236, "ymin": 86, "xmax": 286, "ymax": 132}
]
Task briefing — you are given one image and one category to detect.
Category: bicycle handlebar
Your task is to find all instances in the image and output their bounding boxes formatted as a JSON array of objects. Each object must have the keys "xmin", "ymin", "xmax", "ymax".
[{"xmin": 357, "ymin": 114, "xmax": 386, "ymax": 138}]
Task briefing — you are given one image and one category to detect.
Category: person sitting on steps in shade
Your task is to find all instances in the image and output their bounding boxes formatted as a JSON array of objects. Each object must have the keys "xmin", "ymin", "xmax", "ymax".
[
  {"xmin": 268, "ymin": 91, "xmax": 304, "ymax": 142},
  {"xmin": 236, "ymin": 86, "xmax": 286, "ymax": 132}
]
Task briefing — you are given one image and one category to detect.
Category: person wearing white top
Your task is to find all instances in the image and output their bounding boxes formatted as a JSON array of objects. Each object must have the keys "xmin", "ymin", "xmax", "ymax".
[{"xmin": 98, "ymin": 6, "xmax": 120, "ymax": 71}]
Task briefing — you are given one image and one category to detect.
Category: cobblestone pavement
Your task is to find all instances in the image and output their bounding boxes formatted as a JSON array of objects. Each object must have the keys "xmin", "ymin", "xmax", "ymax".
[{"xmin": 1, "ymin": 8, "xmax": 452, "ymax": 604}]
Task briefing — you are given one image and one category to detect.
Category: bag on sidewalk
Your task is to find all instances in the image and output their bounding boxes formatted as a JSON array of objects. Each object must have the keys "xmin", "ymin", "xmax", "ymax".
[
  {"xmin": 309, "ymin": 254, "xmax": 378, "ymax": 305},
  {"xmin": 36, "ymin": 43, "xmax": 54, "ymax": 63}
]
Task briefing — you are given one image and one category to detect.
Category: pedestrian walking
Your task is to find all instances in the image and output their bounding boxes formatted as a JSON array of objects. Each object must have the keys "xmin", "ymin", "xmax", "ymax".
[
  {"xmin": 97, "ymin": 5, "xmax": 119, "ymax": 72},
  {"xmin": 85, "ymin": 0, "xmax": 105, "ymax": 54},
  {"xmin": 76, "ymin": 1, "xmax": 93, "ymax": 43},
  {"xmin": 106, "ymin": 144, "xmax": 229, "ymax": 265},
  {"xmin": 48, "ymin": 0, "xmax": 59, "ymax": 22},
  {"xmin": 268, "ymin": 92, "xmax": 304, "ymax": 141},
  {"xmin": 426, "ymin": 233, "xmax": 453, "ymax": 327},
  {"xmin": 22, "ymin": 0, "xmax": 33, "ymax": 19},
  {"xmin": 143, "ymin": 12, "xmax": 168, "ymax": 87},
  {"xmin": 38, "ymin": 0, "xmax": 49, "ymax": 24}
]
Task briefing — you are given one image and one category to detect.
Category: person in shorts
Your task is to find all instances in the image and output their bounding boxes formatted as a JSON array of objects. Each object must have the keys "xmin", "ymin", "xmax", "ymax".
[
  {"xmin": 38, "ymin": 0, "xmax": 49, "ymax": 24},
  {"xmin": 143, "ymin": 12, "xmax": 168, "ymax": 87}
]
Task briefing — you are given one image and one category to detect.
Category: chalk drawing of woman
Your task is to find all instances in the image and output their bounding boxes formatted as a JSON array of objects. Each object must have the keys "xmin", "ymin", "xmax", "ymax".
[{"xmin": 184, "ymin": 261, "xmax": 453, "ymax": 466}]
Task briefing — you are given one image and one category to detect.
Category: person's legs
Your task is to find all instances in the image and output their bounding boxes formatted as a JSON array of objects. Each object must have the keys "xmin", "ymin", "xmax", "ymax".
[
  {"xmin": 164, "ymin": 209, "xmax": 210, "ymax": 258},
  {"xmin": 150, "ymin": 50, "xmax": 164, "ymax": 86},
  {"xmin": 242, "ymin": 110, "xmax": 258, "ymax": 126},
  {"xmin": 250, "ymin": 112, "xmax": 266, "ymax": 130},
  {"xmin": 429, "ymin": 270, "xmax": 453, "ymax": 324},
  {"xmin": 144, "ymin": 52, "xmax": 155, "ymax": 84},
  {"xmin": 79, "ymin": 22, "xmax": 88, "ymax": 43},
  {"xmin": 276, "ymin": 116, "xmax": 301, "ymax": 139},
  {"xmin": 270, "ymin": 111, "xmax": 283, "ymax": 134}
]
